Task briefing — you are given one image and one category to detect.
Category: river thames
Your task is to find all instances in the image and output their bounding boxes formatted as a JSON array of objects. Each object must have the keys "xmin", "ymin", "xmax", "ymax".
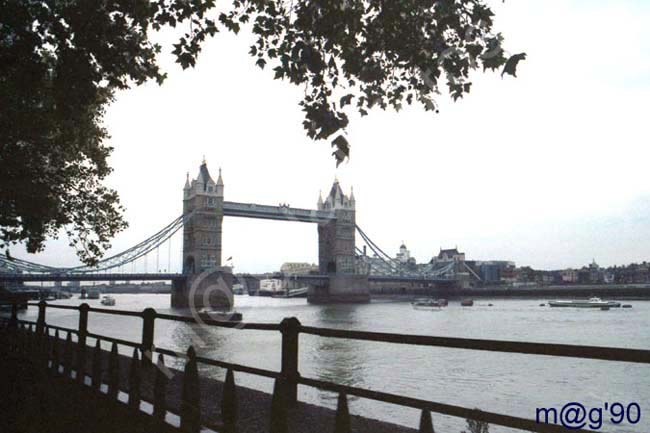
[{"xmin": 13, "ymin": 295, "xmax": 649, "ymax": 433}]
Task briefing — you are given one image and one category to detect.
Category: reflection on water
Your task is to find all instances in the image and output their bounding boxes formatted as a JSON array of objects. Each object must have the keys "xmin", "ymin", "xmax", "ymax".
[
  {"xmin": 310, "ymin": 305, "xmax": 368, "ymax": 403},
  {"xmin": 8, "ymin": 294, "xmax": 650, "ymax": 433}
]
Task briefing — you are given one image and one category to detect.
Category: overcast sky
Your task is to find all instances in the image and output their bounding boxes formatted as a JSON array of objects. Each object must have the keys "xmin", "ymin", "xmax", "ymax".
[{"xmin": 12, "ymin": 0, "xmax": 650, "ymax": 273}]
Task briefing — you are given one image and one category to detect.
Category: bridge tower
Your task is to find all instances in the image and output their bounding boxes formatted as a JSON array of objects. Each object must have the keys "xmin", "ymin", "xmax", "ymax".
[
  {"xmin": 310, "ymin": 180, "xmax": 369, "ymax": 303},
  {"xmin": 172, "ymin": 160, "xmax": 233, "ymax": 309}
]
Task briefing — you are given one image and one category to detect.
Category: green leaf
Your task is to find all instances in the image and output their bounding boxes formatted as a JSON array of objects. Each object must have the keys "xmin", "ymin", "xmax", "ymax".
[
  {"xmin": 331, "ymin": 135, "xmax": 350, "ymax": 167},
  {"xmin": 501, "ymin": 53, "xmax": 527, "ymax": 78},
  {"xmin": 340, "ymin": 94, "xmax": 353, "ymax": 107}
]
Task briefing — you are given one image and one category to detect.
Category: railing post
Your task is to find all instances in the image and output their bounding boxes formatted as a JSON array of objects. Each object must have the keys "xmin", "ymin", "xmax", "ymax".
[
  {"xmin": 128, "ymin": 348, "xmax": 141, "ymax": 410},
  {"xmin": 221, "ymin": 369, "xmax": 238, "ymax": 433},
  {"xmin": 36, "ymin": 300, "xmax": 47, "ymax": 335},
  {"xmin": 419, "ymin": 409, "xmax": 435, "ymax": 433},
  {"xmin": 8, "ymin": 302, "xmax": 18, "ymax": 329},
  {"xmin": 270, "ymin": 378, "xmax": 288, "ymax": 433},
  {"xmin": 141, "ymin": 308, "xmax": 156, "ymax": 367},
  {"xmin": 279, "ymin": 317, "xmax": 301, "ymax": 405},
  {"xmin": 77, "ymin": 303, "xmax": 89, "ymax": 383},
  {"xmin": 154, "ymin": 355, "xmax": 168, "ymax": 421},
  {"xmin": 78, "ymin": 303, "xmax": 89, "ymax": 348},
  {"xmin": 181, "ymin": 346, "xmax": 201, "ymax": 433},
  {"xmin": 334, "ymin": 393, "xmax": 351, "ymax": 433}
]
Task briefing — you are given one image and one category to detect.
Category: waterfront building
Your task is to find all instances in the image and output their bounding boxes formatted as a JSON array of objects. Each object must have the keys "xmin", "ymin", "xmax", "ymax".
[
  {"xmin": 364, "ymin": 242, "xmax": 417, "ymax": 275},
  {"xmin": 588, "ymin": 259, "xmax": 603, "ymax": 283},
  {"xmin": 431, "ymin": 247, "xmax": 465, "ymax": 263},
  {"xmin": 396, "ymin": 243, "xmax": 411, "ymax": 264},
  {"xmin": 280, "ymin": 262, "xmax": 319, "ymax": 274},
  {"xmin": 561, "ymin": 269, "xmax": 578, "ymax": 283},
  {"xmin": 515, "ymin": 266, "xmax": 535, "ymax": 283}
]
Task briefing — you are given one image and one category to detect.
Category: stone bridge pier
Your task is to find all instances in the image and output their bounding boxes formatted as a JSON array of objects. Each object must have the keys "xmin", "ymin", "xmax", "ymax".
[{"xmin": 311, "ymin": 181, "xmax": 370, "ymax": 304}]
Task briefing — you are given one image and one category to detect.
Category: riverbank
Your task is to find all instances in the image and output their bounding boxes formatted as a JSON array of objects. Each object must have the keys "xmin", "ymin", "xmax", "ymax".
[
  {"xmin": 370, "ymin": 284, "xmax": 650, "ymax": 299},
  {"xmin": 104, "ymin": 350, "xmax": 420, "ymax": 433}
]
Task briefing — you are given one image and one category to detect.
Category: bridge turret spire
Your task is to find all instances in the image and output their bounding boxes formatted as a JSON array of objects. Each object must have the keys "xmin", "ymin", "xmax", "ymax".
[
  {"xmin": 317, "ymin": 190, "xmax": 324, "ymax": 209},
  {"xmin": 216, "ymin": 168, "xmax": 224, "ymax": 197},
  {"xmin": 321, "ymin": 179, "xmax": 354, "ymax": 210}
]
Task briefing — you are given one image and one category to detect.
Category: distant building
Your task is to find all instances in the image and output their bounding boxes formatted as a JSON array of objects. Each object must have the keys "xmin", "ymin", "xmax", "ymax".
[
  {"xmin": 432, "ymin": 248, "xmax": 465, "ymax": 263},
  {"xmin": 470, "ymin": 260, "xmax": 516, "ymax": 284},
  {"xmin": 280, "ymin": 262, "xmax": 318, "ymax": 274},
  {"xmin": 396, "ymin": 243, "xmax": 411, "ymax": 264},
  {"xmin": 365, "ymin": 242, "xmax": 417, "ymax": 275},
  {"xmin": 515, "ymin": 266, "xmax": 535, "ymax": 283},
  {"xmin": 561, "ymin": 269, "xmax": 578, "ymax": 284},
  {"xmin": 588, "ymin": 259, "xmax": 602, "ymax": 284}
]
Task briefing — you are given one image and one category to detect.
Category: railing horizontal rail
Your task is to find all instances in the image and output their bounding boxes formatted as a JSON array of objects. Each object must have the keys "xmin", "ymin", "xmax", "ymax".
[
  {"xmin": 22, "ymin": 302, "xmax": 144, "ymax": 317},
  {"xmin": 86, "ymin": 332, "xmax": 140, "ymax": 349},
  {"xmin": 88, "ymin": 306, "xmax": 144, "ymax": 317},
  {"xmin": 45, "ymin": 324, "xmax": 79, "ymax": 336},
  {"xmin": 155, "ymin": 312, "xmax": 281, "ymax": 331},
  {"xmin": 154, "ymin": 347, "xmax": 281, "ymax": 379},
  {"xmin": 299, "ymin": 326, "xmax": 650, "ymax": 364},
  {"xmin": 298, "ymin": 376, "xmax": 600, "ymax": 433},
  {"xmin": 27, "ymin": 302, "xmax": 80, "ymax": 311}
]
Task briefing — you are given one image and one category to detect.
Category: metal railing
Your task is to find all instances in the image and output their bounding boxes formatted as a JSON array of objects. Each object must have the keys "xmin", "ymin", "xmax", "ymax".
[{"xmin": 1, "ymin": 301, "xmax": 649, "ymax": 433}]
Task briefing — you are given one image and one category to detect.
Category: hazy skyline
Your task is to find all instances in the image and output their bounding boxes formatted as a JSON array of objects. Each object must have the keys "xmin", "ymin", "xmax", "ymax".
[{"xmin": 10, "ymin": 0, "xmax": 650, "ymax": 273}]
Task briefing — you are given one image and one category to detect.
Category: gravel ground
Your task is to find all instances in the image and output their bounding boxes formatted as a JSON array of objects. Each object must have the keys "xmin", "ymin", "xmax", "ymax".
[{"xmin": 91, "ymin": 348, "xmax": 420, "ymax": 433}]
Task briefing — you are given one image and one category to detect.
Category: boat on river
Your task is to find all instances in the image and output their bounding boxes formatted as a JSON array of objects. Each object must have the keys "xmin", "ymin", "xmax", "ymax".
[
  {"xmin": 411, "ymin": 298, "xmax": 442, "ymax": 309},
  {"xmin": 272, "ymin": 287, "xmax": 309, "ymax": 298},
  {"xmin": 548, "ymin": 297, "xmax": 620, "ymax": 308},
  {"xmin": 198, "ymin": 309, "xmax": 243, "ymax": 322},
  {"xmin": 100, "ymin": 295, "xmax": 116, "ymax": 306}
]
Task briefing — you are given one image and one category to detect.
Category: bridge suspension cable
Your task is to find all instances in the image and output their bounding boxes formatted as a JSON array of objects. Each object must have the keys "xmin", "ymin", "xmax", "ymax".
[
  {"xmin": 355, "ymin": 224, "xmax": 461, "ymax": 279},
  {"xmin": 0, "ymin": 214, "xmax": 189, "ymax": 275}
]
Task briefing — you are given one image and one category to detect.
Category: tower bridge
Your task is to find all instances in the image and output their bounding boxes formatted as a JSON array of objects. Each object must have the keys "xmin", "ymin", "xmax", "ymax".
[
  {"xmin": 178, "ymin": 161, "xmax": 366, "ymax": 305},
  {"xmin": 0, "ymin": 160, "xmax": 469, "ymax": 307}
]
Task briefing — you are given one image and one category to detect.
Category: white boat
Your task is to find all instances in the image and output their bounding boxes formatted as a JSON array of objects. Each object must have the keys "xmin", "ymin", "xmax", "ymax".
[
  {"xmin": 411, "ymin": 298, "xmax": 442, "ymax": 309},
  {"xmin": 548, "ymin": 297, "xmax": 620, "ymax": 308},
  {"xmin": 258, "ymin": 279, "xmax": 284, "ymax": 297},
  {"xmin": 100, "ymin": 295, "xmax": 116, "ymax": 306},
  {"xmin": 272, "ymin": 287, "xmax": 309, "ymax": 298}
]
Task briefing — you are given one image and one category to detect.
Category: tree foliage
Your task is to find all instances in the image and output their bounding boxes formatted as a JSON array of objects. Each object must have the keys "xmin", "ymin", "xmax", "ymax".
[{"xmin": 0, "ymin": 0, "xmax": 523, "ymax": 264}]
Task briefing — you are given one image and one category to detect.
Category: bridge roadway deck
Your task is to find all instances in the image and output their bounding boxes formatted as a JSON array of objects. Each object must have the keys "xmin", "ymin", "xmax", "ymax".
[
  {"xmin": 0, "ymin": 272, "xmax": 454, "ymax": 284},
  {"xmin": 0, "ymin": 273, "xmax": 187, "ymax": 282},
  {"xmin": 223, "ymin": 201, "xmax": 336, "ymax": 223}
]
